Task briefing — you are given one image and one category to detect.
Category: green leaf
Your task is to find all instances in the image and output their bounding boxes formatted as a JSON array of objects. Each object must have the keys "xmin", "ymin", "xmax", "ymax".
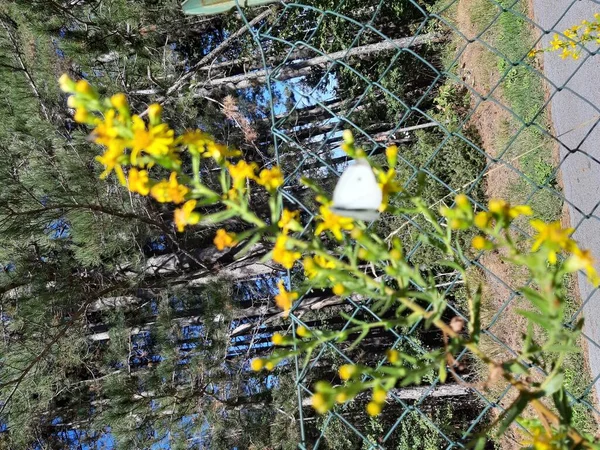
[
  {"xmin": 541, "ymin": 372, "xmax": 564, "ymax": 396},
  {"xmin": 516, "ymin": 309, "xmax": 554, "ymax": 329},
  {"xmin": 552, "ymin": 387, "xmax": 572, "ymax": 425},
  {"xmin": 469, "ymin": 285, "xmax": 482, "ymax": 343},
  {"xmin": 520, "ymin": 287, "xmax": 552, "ymax": 315},
  {"xmin": 497, "ymin": 395, "xmax": 530, "ymax": 435},
  {"xmin": 439, "ymin": 359, "xmax": 447, "ymax": 383}
]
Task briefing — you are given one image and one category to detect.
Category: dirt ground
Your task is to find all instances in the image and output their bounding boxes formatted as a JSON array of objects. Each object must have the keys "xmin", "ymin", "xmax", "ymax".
[{"xmin": 453, "ymin": 1, "xmax": 536, "ymax": 447}]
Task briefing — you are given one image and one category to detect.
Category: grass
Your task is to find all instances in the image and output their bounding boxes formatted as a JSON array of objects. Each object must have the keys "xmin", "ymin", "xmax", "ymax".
[{"xmin": 464, "ymin": 0, "xmax": 598, "ymax": 439}]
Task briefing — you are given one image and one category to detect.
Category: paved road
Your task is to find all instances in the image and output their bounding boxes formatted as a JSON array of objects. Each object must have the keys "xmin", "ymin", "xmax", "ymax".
[{"xmin": 531, "ymin": 0, "xmax": 600, "ymax": 404}]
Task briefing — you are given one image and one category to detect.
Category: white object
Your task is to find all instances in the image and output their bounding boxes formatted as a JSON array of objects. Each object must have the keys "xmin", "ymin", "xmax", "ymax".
[{"xmin": 330, "ymin": 159, "xmax": 382, "ymax": 221}]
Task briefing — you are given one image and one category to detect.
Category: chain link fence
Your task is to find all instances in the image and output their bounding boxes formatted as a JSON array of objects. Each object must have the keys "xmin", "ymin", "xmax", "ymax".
[{"xmin": 212, "ymin": 0, "xmax": 600, "ymax": 447}]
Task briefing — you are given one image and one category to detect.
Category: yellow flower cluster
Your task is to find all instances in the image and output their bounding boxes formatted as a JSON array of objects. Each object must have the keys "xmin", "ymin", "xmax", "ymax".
[
  {"xmin": 539, "ymin": 14, "xmax": 600, "ymax": 60},
  {"xmin": 59, "ymin": 74, "xmax": 289, "ymax": 236},
  {"xmin": 274, "ymin": 280, "xmax": 298, "ymax": 317},
  {"xmin": 315, "ymin": 205, "xmax": 354, "ymax": 241}
]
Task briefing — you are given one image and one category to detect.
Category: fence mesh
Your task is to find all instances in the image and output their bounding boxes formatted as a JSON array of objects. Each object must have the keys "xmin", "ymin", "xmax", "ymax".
[{"xmin": 225, "ymin": 0, "xmax": 600, "ymax": 447}]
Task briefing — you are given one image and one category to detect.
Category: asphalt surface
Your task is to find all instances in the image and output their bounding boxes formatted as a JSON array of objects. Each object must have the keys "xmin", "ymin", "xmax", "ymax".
[{"xmin": 530, "ymin": 0, "xmax": 600, "ymax": 404}]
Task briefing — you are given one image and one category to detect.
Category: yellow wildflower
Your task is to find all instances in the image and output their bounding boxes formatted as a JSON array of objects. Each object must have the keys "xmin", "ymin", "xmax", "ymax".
[
  {"xmin": 311, "ymin": 393, "xmax": 330, "ymax": 414},
  {"xmin": 96, "ymin": 141, "xmax": 126, "ymax": 185},
  {"xmin": 204, "ymin": 142, "xmax": 241, "ymax": 161},
  {"xmin": 174, "ymin": 200, "xmax": 201, "ymax": 232},
  {"xmin": 150, "ymin": 172, "xmax": 189, "ymax": 204},
  {"xmin": 386, "ymin": 349, "xmax": 400, "ymax": 364},
  {"xmin": 251, "ymin": 358, "xmax": 264, "ymax": 371},
  {"xmin": 550, "ymin": 34, "xmax": 563, "ymax": 50},
  {"xmin": 377, "ymin": 168, "xmax": 402, "ymax": 210},
  {"xmin": 110, "ymin": 93, "xmax": 128, "ymax": 110},
  {"xmin": 180, "ymin": 130, "xmax": 214, "ymax": 149},
  {"xmin": 372, "ymin": 388, "xmax": 387, "ymax": 404},
  {"xmin": 58, "ymin": 74, "xmax": 75, "ymax": 92},
  {"xmin": 265, "ymin": 361, "xmax": 275, "ymax": 371},
  {"xmin": 92, "ymin": 109, "xmax": 120, "ymax": 147},
  {"xmin": 257, "ymin": 166, "xmax": 284, "ymax": 191},
  {"xmin": 75, "ymin": 79, "xmax": 94, "ymax": 96},
  {"xmin": 315, "ymin": 205, "xmax": 354, "ymax": 241},
  {"xmin": 338, "ymin": 364, "xmax": 356, "ymax": 380},
  {"xmin": 561, "ymin": 48, "xmax": 573, "ymax": 59},
  {"xmin": 228, "ymin": 160, "xmax": 257, "ymax": 186},
  {"xmin": 332, "ymin": 284, "xmax": 345, "ymax": 296},
  {"xmin": 296, "ymin": 326, "xmax": 310, "ymax": 338},
  {"xmin": 213, "ymin": 229, "xmax": 237, "ymax": 251},
  {"xmin": 274, "ymin": 280, "xmax": 298, "ymax": 317},
  {"xmin": 74, "ymin": 107, "xmax": 90, "ymax": 124},
  {"xmin": 272, "ymin": 332, "xmax": 285, "ymax": 346},
  {"xmin": 129, "ymin": 115, "xmax": 175, "ymax": 165},
  {"xmin": 565, "ymin": 249, "xmax": 600, "ymax": 286},
  {"xmin": 385, "ymin": 145, "xmax": 398, "ymax": 166},
  {"xmin": 530, "ymin": 219, "xmax": 575, "ymax": 264},
  {"xmin": 128, "ymin": 168, "xmax": 150, "ymax": 195},
  {"xmin": 278, "ymin": 209, "xmax": 300, "ymax": 234},
  {"xmin": 147, "ymin": 103, "xmax": 162, "ymax": 124},
  {"xmin": 527, "ymin": 49, "xmax": 538, "ymax": 58},
  {"xmin": 366, "ymin": 401, "xmax": 382, "ymax": 417},
  {"xmin": 335, "ymin": 392, "xmax": 349, "ymax": 404},
  {"xmin": 472, "ymin": 235, "xmax": 492, "ymax": 251},
  {"xmin": 273, "ymin": 235, "xmax": 301, "ymax": 269},
  {"xmin": 474, "ymin": 211, "xmax": 490, "ymax": 229}
]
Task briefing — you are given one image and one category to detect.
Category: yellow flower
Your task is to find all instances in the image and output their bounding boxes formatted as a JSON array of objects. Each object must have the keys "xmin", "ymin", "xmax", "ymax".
[
  {"xmin": 336, "ymin": 392, "xmax": 349, "ymax": 404},
  {"xmin": 565, "ymin": 249, "xmax": 600, "ymax": 286},
  {"xmin": 303, "ymin": 255, "xmax": 336, "ymax": 279},
  {"xmin": 129, "ymin": 115, "xmax": 175, "ymax": 165},
  {"xmin": 561, "ymin": 48, "xmax": 573, "ymax": 59},
  {"xmin": 180, "ymin": 130, "xmax": 213, "ymax": 149},
  {"xmin": 265, "ymin": 361, "xmax": 275, "ymax": 371},
  {"xmin": 150, "ymin": 172, "xmax": 189, "ymax": 204},
  {"xmin": 204, "ymin": 142, "xmax": 241, "ymax": 161},
  {"xmin": 274, "ymin": 280, "xmax": 298, "ymax": 317},
  {"xmin": 257, "ymin": 166, "xmax": 284, "ymax": 191},
  {"xmin": 315, "ymin": 205, "xmax": 354, "ymax": 241},
  {"xmin": 530, "ymin": 219, "xmax": 575, "ymax": 264},
  {"xmin": 228, "ymin": 160, "xmax": 257, "ymax": 187},
  {"xmin": 75, "ymin": 79, "xmax": 94, "ymax": 96},
  {"xmin": 278, "ymin": 209, "xmax": 300, "ymax": 233},
  {"xmin": 386, "ymin": 349, "xmax": 400, "ymax": 364},
  {"xmin": 174, "ymin": 200, "xmax": 201, "ymax": 232},
  {"xmin": 251, "ymin": 358, "xmax": 264, "ymax": 371},
  {"xmin": 296, "ymin": 326, "xmax": 310, "ymax": 338},
  {"xmin": 550, "ymin": 34, "xmax": 563, "ymax": 50},
  {"xmin": 110, "ymin": 93, "xmax": 128, "ymax": 110},
  {"xmin": 377, "ymin": 168, "xmax": 402, "ymax": 210},
  {"xmin": 147, "ymin": 103, "xmax": 162, "ymax": 123},
  {"xmin": 74, "ymin": 107, "xmax": 90, "ymax": 123},
  {"xmin": 332, "ymin": 284, "xmax": 345, "ymax": 296},
  {"xmin": 272, "ymin": 332, "xmax": 284, "ymax": 346},
  {"xmin": 96, "ymin": 141, "xmax": 127, "ymax": 185},
  {"xmin": 508, "ymin": 204, "xmax": 533, "ymax": 219},
  {"xmin": 311, "ymin": 393, "xmax": 330, "ymax": 414},
  {"xmin": 372, "ymin": 388, "xmax": 387, "ymax": 404},
  {"xmin": 386, "ymin": 145, "xmax": 398, "ymax": 166},
  {"xmin": 472, "ymin": 236, "xmax": 492, "ymax": 251},
  {"xmin": 338, "ymin": 364, "xmax": 356, "ymax": 380},
  {"xmin": 273, "ymin": 235, "xmax": 301, "ymax": 269},
  {"xmin": 474, "ymin": 211, "xmax": 490, "ymax": 229},
  {"xmin": 366, "ymin": 401, "xmax": 382, "ymax": 417},
  {"xmin": 213, "ymin": 229, "xmax": 237, "ymax": 251},
  {"xmin": 92, "ymin": 109, "xmax": 120, "ymax": 147},
  {"xmin": 59, "ymin": 74, "xmax": 75, "ymax": 92},
  {"xmin": 528, "ymin": 49, "xmax": 538, "ymax": 58},
  {"xmin": 128, "ymin": 168, "xmax": 150, "ymax": 195}
]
